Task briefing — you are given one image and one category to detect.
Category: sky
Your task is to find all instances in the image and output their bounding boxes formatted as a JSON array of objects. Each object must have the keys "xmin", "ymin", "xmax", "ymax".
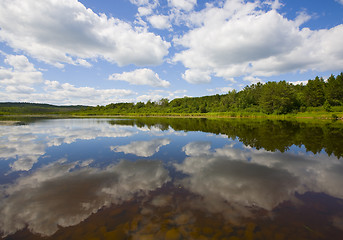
[{"xmin": 0, "ymin": 0, "xmax": 343, "ymax": 106}]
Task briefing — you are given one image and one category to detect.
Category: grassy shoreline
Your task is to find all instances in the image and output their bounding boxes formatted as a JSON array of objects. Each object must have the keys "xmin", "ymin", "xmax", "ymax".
[{"xmin": 1, "ymin": 110, "xmax": 342, "ymax": 120}]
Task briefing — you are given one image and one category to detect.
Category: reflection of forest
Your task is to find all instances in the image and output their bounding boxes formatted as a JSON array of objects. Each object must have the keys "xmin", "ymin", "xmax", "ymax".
[{"xmin": 109, "ymin": 118, "xmax": 343, "ymax": 158}]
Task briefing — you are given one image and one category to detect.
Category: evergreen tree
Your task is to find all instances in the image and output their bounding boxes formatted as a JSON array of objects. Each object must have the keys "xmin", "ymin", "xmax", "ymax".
[
  {"xmin": 303, "ymin": 76, "xmax": 325, "ymax": 107},
  {"xmin": 259, "ymin": 81, "xmax": 297, "ymax": 114},
  {"xmin": 325, "ymin": 73, "xmax": 343, "ymax": 106}
]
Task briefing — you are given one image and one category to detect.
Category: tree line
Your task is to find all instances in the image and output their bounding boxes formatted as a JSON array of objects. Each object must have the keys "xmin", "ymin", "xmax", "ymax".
[
  {"xmin": 1, "ymin": 73, "xmax": 342, "ymax": 115},
  {"xmin": 0, "ymin": 102, "xmax": 86, "ymax": 114},
  {"xmin": 91, "ymin": 73, "xmax": 343, "ymax": 115}
]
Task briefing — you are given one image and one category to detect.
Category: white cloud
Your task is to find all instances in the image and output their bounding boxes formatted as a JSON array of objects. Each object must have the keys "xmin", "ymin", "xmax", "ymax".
[
  {"xmin": 182, "ymin": 69, "xmax": 211, "ymax": 84},
  {"xmin": 168, "ymin": 0, "xmax": 197, "ymax": 11},
  {"xmin": 134, "ymin": 89, "xmax": 188, "ymax": 102},
  {"xmin": 148, "ymin": 15, "xmax": 172, "ymax": 29},
  {"xmin": 44, "ymin": 83, "xmax": 134, "ymax": 106},
  {"xmin": 243, "ymin": 75, "xmax": 262, "ymax": 84},
  {"xmin": 207, "ymin": 86, "xmax": 234, "ymax": 93},
  {"xmin": 109, "ymin": 68, "xmax": 171, "ymax": 87},
  {"xmin": 44, "ymin": 80, "xmax": 134, "ymax": 100},
  {"xmin": 0, "ymin": 55, "xmax": 43, "ymax": 88},
  {"xmin": 264, "ymin": 0, "xmax": 283, "ymax": 10},
  {"xmin": 174, "ymin": 89, "xmax": 187, "ymax": 94},
  {"xmin": 336, "ymin": 0, "xmax": 343, "ymax": 5},
  {"xmin": 173, "ymin": 0, "xmax": 343, "ymax": 83},
  {"xmin": 136, "ymin": 93, "xmax": 163, "ymax": 102},
  {"xmin": 130, "ymin": 0, "xmax": 159, "ymax": 7},
  {"xmin": 5, "ymin": 85, "xmax": 35, "ymax": 94},
  {"xmin": 138, "ymin": 6, "xmax": 153, "ymax": 16},
  {"xmin": 111, "ymin": 138, "xmax": 171, "ymax": 157},
  {"xmin": 0, "ymin": 0, "xmax": 170, "ymax": 67},
  {"xmin": 294, "ymin": 11, "xmax": 311, "ymax": 27},
  {"xmin": 290, "ymin": 80, "xmax": 308, "ymax": 85},
  {"xmin": 0, "ymin": 159, "xmax": 170, "ymax": 236},
  {"xmin": 4, "ymin": 55, "xmax": 36, "ymax": 72},
  {"xmin": 0, "ymin": 58, "xmax": 136, "ymax": 105}
]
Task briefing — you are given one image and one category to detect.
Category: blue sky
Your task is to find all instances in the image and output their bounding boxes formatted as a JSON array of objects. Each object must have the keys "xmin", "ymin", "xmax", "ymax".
[{"xmin": 0, "ymin": 0, "xmax": 342, "ymax": 105}]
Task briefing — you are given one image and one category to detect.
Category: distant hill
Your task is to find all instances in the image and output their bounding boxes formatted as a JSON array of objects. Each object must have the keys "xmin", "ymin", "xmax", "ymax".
[{"xmin": 0, "ymin": 102, "xmax": 88, "ymax": 114}]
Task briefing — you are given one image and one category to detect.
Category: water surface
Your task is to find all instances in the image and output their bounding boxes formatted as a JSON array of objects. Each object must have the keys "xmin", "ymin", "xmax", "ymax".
[{"xmin": 1, "ymin": 118, "xmax": 343, "ymax": 240}]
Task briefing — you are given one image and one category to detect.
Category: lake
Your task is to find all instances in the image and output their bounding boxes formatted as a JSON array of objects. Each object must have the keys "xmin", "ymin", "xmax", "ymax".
[{"xmin": 0, "ymin": 117, "xmax": 343, "ymax": 240}]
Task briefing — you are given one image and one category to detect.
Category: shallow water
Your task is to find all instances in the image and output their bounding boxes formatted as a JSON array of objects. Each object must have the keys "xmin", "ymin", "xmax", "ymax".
[{"xmin": 0, "ymin": 118, "xmax": 343, "ymax": 240}]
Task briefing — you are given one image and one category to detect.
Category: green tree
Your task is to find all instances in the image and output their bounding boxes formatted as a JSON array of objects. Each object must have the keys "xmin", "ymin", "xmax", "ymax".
[
  {"xmin": 135, "ymin": 102, "xmax": 145, "ymax": 108},
  {"xmin": 303, "ymin": 76, "xmax": 325, "ymax": 107},
  {"xmin": 259, "ymin": 81, "xmax": 297, "ymax": 114},
  {"xmin": 222, "ymin": 90, "xmax": 239, "ymax": 110},
  {"xmin": 158, "ymin": 98, "xmax": 169, "ymax": 107},
  {"xmin": 239, "ymin": 82, "xmax": 263, "ymax": 109},
  {"xmin": 325, "ymin": 73, "xmax": 343, "ymax": 106}
]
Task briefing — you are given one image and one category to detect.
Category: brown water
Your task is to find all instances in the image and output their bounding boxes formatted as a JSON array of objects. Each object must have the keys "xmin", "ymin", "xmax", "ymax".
[{"xmin": 1, "ymin": 118, "xmax": 343, "ymax": 240}]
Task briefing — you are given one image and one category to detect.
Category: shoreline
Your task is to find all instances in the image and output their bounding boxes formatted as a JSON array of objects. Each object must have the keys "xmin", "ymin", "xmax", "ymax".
[{"xmin": 1, "ymin": 113, "xmax": 342, "ymax": 121}]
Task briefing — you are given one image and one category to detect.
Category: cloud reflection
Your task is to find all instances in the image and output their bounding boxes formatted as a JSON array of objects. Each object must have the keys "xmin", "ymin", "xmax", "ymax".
[
  {"xmin": 111, "ymin": 138, "xmax": 171, "ymax": 157},
  {"xmin": 0, "ymin": 159, "xmax": 170, "ymax": 237},
  {"xmin": 175, "ymin": 141, "xmax": 343, "ymax": 220},
  {"xmin": 0, "ymin": 120, "xmax": 137, "ymax": 171}
]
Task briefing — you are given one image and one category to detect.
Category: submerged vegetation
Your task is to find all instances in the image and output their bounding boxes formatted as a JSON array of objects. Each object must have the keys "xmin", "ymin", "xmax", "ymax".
[{"xmin": 1, "ymin": 73, "xmax": 343, "ymax": 119}]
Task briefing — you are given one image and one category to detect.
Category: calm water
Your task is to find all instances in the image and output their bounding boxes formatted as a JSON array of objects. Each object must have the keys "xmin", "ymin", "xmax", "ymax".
[{"xmin": 1, "ymin": 118, "xmax": 343, "ymax": 240}]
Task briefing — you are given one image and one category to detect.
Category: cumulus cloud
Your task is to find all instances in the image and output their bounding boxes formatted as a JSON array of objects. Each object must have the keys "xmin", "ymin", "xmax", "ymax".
[
  {"xmin": 109, "ymin": 68, "xmax": 171, "ymax": 87},
  {"xmin": 0, "ymin": 159, "xmax": 170, "ymax": 236},
  {"xmin": 168, "ymin": 0, "xmax": 197, "ymax": 11},
  {"xmin": 135, "ymin": 89, "xmax": 187, "ymax": 103},
  {"xmin": 0, "ymin": 66, "xmax": 136, "ymax": 105},
  {"xmin": 138, "ymin": 6, "xmax": 153, "ymax": 16},
  {"xmin": 243, "ymin": 75, "xmax": 262, "ymax": 84},
  {"xmin": 111, "ymin": 138, "xmax": 171, "ymax": 157},
  {"xmin": 0, "ymin": 54, "xmax": 137, "ymax": 105},
  {"xmin": 148, "ymin": 15, "xmax": 172, "ymax": 29},
  {"xmin": 1, "ymin": 55, "xmax": 135, "ymax": 105},
  {"xmin": 43, "ymin": 80, "xmax": 135, "ymax": 104},
  {"xmin": 336, "ymin": 0, "xmax": 343, "ymax": 5},
  {"xmin": 0, "ymin": 0, "xmax": 170, "ymax": 67},
  {"xmin": 207, "ymin": 86, "xmax": 234, "ymax": 94},
  {"xmin": 182, "ymin": 69, "xmax": 211, "ymax": 84},
  {"xmin": 136, "ymin": 93, "xmax": 164, "ymax": 103},
  {"xmin": 0, "ymin": 55, "xmax": 43, "ymax": 91},
  {"xmin": 173, "ymin": 0, "xmax": 343, "ymax": 83},
  {"xmin": 130, "ymin": 0, "xmax": 159, "ymax": 7}
]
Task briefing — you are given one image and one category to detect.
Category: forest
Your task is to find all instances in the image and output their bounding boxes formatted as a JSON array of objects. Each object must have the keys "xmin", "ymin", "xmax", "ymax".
[
  {"xmin": 0, "ymin": 73, "xmax": 342, "ymax": 117},
  {"xmin": 85, "ymin": 73, "xmax": 343, "ymax": 116}
]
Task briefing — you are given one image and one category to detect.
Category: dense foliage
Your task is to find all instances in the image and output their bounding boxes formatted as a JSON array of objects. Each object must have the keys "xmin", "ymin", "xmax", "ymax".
[{"xmin": 88, "ymin": 73, "xmax": 343, "ymax": 115}]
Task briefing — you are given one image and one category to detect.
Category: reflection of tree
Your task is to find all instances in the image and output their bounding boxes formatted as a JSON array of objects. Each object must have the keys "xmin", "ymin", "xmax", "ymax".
[{"xmin": 109, "ymin": 118, "xmax": 343, "ymax": 158}]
